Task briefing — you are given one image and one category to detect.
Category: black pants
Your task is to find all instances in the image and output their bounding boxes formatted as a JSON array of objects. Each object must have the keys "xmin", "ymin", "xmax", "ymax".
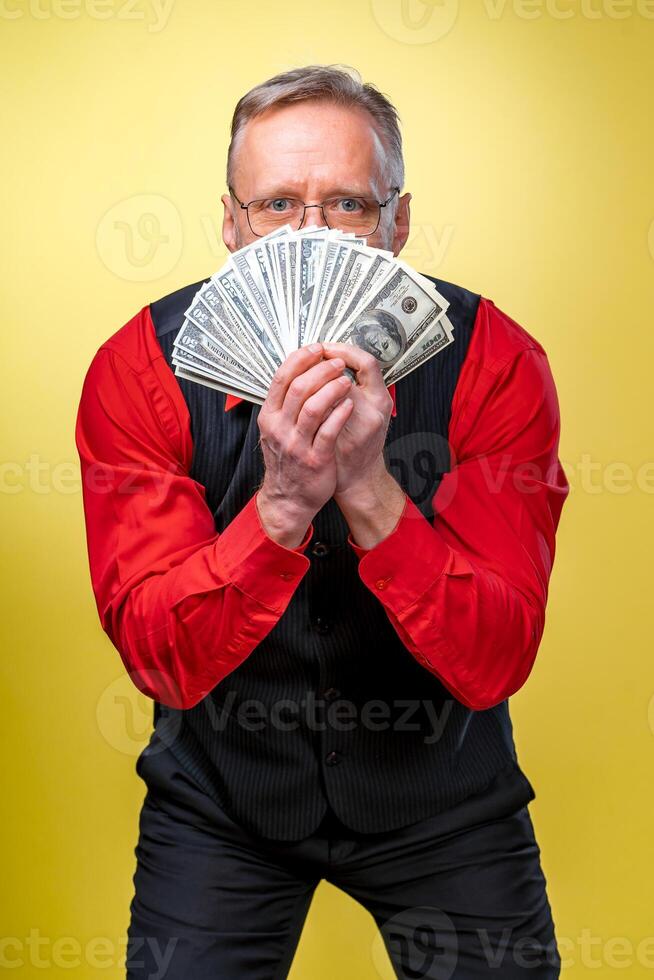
[{"xmin": 126, "ymin": 741, "xmax": 561, "ymax": 979}]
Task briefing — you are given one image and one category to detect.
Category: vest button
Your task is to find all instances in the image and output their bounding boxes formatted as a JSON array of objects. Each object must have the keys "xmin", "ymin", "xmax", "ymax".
[
  {"xmin": 325, "ymin": 750, "xmax": 341, "ymax": 766},
  {"xmin": 313, "ymin": 616, "xmax": 332, "ymax": 634},
  {"xmin": 311, "ymin": 540, "xmax": 330, "ymax": 558},
  {"xmin": 323, "ymin": 687, "xmax": 340, "ymax": 703}
]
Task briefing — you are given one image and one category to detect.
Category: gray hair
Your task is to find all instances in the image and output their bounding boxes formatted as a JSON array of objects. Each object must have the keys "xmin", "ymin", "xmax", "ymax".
[{"xmin": 226, "ymin": 64, "xmax": 405, "ymax": 191}]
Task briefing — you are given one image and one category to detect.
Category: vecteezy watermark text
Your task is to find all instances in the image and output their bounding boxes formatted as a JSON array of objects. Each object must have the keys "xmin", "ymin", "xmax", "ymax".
[
  {"xmin": 0, "ymin": 0, "xmax": 175, "ymax": 31},
  {"xmin": 192, "ymin": 691, "xmax": 456, "ymax": 745},
  {"xmin": 4, "ymin": 452, "xmax": 654, "ymax": 498},
  {"xmin": 0, "ymin": 930, "xmax": 177, "ymax": 977}
]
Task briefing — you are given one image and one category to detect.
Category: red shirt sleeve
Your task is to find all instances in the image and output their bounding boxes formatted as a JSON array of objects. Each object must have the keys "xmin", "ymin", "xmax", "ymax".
[
  {"xmin": 348, "ymin": 298, "xmax": 570, "ymax": 711},
  {"xmin": 75, "ymin": 307, "xmax": 313, "ymax": 711}
]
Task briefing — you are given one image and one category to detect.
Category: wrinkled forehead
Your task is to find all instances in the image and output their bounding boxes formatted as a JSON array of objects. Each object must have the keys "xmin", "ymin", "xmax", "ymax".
[{"xmin": 230, "ymin": 101, "xmax": 389, "ymax": 198}]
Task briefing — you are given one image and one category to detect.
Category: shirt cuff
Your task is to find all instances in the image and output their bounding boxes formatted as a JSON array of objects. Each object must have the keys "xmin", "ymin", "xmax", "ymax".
[
  {"xmin": 349, "ymin": 495, "xmax": 451, "ymax": 615},
  {"xmin": 214, "ymin": 493, "xmax": 313, "ymax": 611}
]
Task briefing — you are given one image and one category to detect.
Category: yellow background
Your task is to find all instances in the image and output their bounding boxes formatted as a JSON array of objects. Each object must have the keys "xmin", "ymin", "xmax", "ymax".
[{"xmin": 2, "ymin": 0, "xmax": 653, "ymax": 975}]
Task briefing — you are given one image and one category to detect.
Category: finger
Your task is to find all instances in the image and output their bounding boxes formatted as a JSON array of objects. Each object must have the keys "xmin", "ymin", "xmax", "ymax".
[
  {"xmin": 264, "ymin": 344, "xmax": 324, "ymax": 413},
  {"xmin": 312, "ymin": 396, "xmax": 355, "ymax": 455},
  {"xmin": 281, "ymin": 357, "xmax": 347, "ymax": 425},
  {"xmin": 320, "ymin": 342, "xmax": 387, "ymax": 398},
  {"xmin": 295, "ymin": 374, "xmax": 354, "ymax": 442}
]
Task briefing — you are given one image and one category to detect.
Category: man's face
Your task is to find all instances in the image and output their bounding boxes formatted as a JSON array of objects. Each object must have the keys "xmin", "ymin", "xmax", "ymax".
[
  {"xmin": 357, "ymin": 316, "xmax": 403, "ymax": 363},
  {"xmin": 222, "ymin": 100, "xmax": 411, "ymax": 255}
]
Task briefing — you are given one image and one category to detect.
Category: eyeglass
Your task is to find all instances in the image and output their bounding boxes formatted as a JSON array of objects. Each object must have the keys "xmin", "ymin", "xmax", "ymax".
[{"xmin": 228, "ymin": 185, "xmax": 400, "ymax": 238}]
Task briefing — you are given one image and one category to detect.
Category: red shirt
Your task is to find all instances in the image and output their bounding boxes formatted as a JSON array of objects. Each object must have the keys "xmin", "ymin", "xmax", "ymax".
[{"xmin": 75, "ymin": 296, "xmax": 569, "ymax": 712}]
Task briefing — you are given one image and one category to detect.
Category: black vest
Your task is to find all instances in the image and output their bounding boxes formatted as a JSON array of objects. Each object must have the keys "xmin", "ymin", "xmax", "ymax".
[{"xmin": 149, "ymin": 276, "xmax": 523, "ymax": 841}]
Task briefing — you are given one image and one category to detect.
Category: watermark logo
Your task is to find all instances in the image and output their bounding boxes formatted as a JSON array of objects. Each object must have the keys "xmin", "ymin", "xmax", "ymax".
[
  {"xmin": 369, "ymin": 0, "xmax": 654, "ymax": 41},
  {"xmin": 96, "ymin": 193, "xmax": 182, "ymax": 281},
  {"xmin": 384, "ymin": 430, "xmax": 457, "ymax": 513},
  {"xmin": 401, "ymin": 222, "xmax": 455, "ymax": 273},
  {"xmin": 370, "ymin": 0, "xmax": 459, "ymax": 44},
  {"xmin": 96, "ymin": 671, "xmax": 181, "ymax": 757},
  {"xmin": 372, "ymin": 906, "xmax": 459, "ymax": 978},
  {"xmin": 200, "ymin": 211, "xmax": 230, "ymax": 263}
]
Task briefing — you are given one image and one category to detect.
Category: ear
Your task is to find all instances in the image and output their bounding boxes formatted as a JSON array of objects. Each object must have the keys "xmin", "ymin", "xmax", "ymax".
[
  {"xmin": 392, "ymin": 192, "xmax": 411, "ymax": 257},
  {"xmin": 221, "ymin": 193, "xmax": 238, "ymax": 253}
]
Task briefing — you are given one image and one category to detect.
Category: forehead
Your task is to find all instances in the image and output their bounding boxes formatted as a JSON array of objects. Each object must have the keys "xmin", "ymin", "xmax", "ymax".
[
  {"xmin": 360, "ymin": 314, "xmax": 386, "ymax": 329},
  {"xmin": 232, "ymin": 100, "xmax": 387, "ymax": 196}
]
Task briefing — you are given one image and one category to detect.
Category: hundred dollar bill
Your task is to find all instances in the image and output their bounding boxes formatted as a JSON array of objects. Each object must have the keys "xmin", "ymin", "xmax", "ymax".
[
  {"xmin": 304, "ymin": 234, "xmax": 365, "ymax": 342},
  {"xmin": 173, "ymin": 353, "xmax": 268, "ymax": 397},
  {"xmin": 273, "ymin": 242, "xmax": 291, "ymax": 335},
  {"xmin": 174, "ymin": 365, "xmax": 266, "ymax": 405},
  {"xmin": 227, "ymin": 225, "xmax": 294, "ymax": 358},
  {"xmin": 262, "ymin": 239, "xmax": 286, "ymax": 339},
  {"xmin": 323, "ymin": 250, "xmax": 394, "ymax": 340},
  {"xmin": 306, "ymin": 241, "xmax": 351, "ymax": 340},
  {"xmin": 213, "ymin": 266, "xmax": 281, "ymax": 372},
  {"xmin": 383, "ymin": 313, "xmax": 455, "ymax": 384},
  {"xmin": 295, "ymin": 234, "xmax": 328, "ymax": 348},
  {"xmin": 287, "ymin": 238, "xmax": 298, "ymax": 339},
  {"xmin": 173, "ymin": 319, "xmax": 266, "ymax": 392},
  {"xmin": 312, "ymin": 244, "xmax": 375, "ymax": 341},
  {"xmin": 229, "ymin": 250, "xmax": 285, "ymax": 359},
  {"xmin": 173, "ymin": 348, "xmax": 266, "ymax": 393},
  {"xmin": 186, "ymin": 285, "xmax": 270, "ymax": 384},
  {"xmin": 173, "ymin": 225, "xmax": 456, "ymax": 405},
  {"xmin": 252, "ymin": 242, "xmax": 293, "ymax": 354},
  {"xmin": 328, "ymin": 262, "xmax": 450, "ymax": 374}
]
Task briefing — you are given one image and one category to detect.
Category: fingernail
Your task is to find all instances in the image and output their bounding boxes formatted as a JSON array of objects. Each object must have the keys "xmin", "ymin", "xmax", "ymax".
[{"xmin": 308, "ymin": 343, "xmax": 322, "ymax": 353}]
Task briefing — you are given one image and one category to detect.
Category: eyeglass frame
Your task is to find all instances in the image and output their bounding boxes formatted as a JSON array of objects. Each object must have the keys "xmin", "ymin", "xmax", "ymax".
[{"xmin": 228, "ymin": 185, "xmax": 401, "ymax": 238}]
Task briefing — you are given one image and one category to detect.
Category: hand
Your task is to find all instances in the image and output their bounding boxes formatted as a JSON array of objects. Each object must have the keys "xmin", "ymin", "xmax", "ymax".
[
  {"xmin": 320, "ymin": 342, "xmax": 407, "ymax": 549},
  {"xmin": 256, "ymin": 344, "xmax": 354, "ymax": 548},
  {"xmin": 320, "ymin": 342, "xmax": 394, "ymax": 499}
]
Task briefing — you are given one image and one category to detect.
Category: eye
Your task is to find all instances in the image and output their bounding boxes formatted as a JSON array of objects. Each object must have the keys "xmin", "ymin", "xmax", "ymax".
[
  {"xmin": 266, "ymin": 198, "xmax": 292, "ymax": 212},
  {"xmin": 335, "ymin": 197, "xmax": 364, "ymax": 213}
]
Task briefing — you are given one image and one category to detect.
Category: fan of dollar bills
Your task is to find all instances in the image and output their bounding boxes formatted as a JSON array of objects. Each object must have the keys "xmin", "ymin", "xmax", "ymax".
[{"xmin": 172, "ymin": 224, "xmax": 454, "ymax": 405}]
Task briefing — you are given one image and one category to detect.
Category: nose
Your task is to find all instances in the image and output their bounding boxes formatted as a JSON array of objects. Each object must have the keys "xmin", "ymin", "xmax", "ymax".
[{"xmin": 299, "ymin": 203, "xmax": 328, "ymax": 230}]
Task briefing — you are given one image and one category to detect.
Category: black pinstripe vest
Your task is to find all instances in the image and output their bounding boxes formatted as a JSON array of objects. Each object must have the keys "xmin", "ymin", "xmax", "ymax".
[{"xmin": 148, "ymin": 275, "xmax": 523, "ymax": 841}]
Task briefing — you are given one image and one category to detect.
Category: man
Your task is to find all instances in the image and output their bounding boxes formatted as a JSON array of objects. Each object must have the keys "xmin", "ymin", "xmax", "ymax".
[{"xmin": 76, "ymin": 65, "xmax": 569, "ymax": 978}]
